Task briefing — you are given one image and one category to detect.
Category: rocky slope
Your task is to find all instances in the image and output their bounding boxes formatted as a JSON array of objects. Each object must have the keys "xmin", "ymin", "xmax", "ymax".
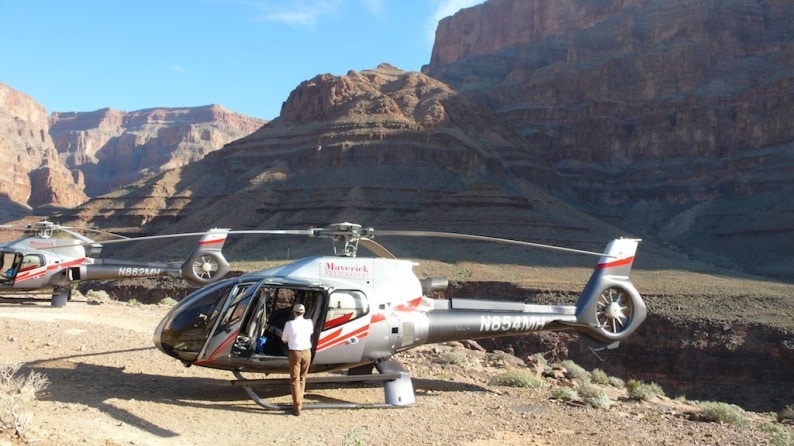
[{"xmin": 423, "ymin": 0, "xmax": 794, "ymax": 279}]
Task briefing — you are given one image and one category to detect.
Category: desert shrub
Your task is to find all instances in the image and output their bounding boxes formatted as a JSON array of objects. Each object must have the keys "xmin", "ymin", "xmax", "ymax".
[
  {"xmin": 85, "ymin": 289, "xmax": 110, "ymax": 300},
  {"xmin": 439, "ymin": 350, "xmax": 468, "ymax": 365},
  {"xmin": 559, "ymin": 359, "xmax": 590, "ymax": 381},
  {"xmin": 528, "ymin": 353, "xmax": 548, "ymax": 368},
  {"xmin": 698, "ymin": 401, "xmax": 749, "ymax": 426},
  {"xmin": 159, "ymin": 297, "xmax": 178, "ymax": 306},
  {"xmin": 344, "ymin": 427, "xmax": 369, "ymax": 446},
  {"xmin": 489, "ymin": 369, "xmax": 546, "ymax": 389},
  {"xmin": 760, "ymin": 421, "xmax": 793, "ymax": 446},
  {"xmin": 0, "ymin": 363, "xmax": 49, "ymax": 438},
  {"xmin": 577, "ymin": 383, "xmax": 612, "ymax": 410},
  {"xmin": 550, "ymin": 386, "xmax": 579, "ymax": 401},
  {"xmin": 608, "ymin": 376, "xmax": 625, "ymax": 389},
  {"xmin": 590, "ymin": 368, "xmax": 610, "ymax": 385},
  {"xmin": 626, "ymin": 379, "xmax": 664, "ymax": 401},
  {"xmin": 778, "ymin": 404, "xmax": 794, "ymax": 423}
]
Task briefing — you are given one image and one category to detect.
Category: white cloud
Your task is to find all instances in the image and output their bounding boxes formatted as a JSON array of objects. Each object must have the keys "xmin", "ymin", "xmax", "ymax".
[
  {"xmin": 426, "ymin": 0, "xmax": 486, "ymax": 43},
  {"xmin": 359, "ymin": 0, "xmax": 385, "ymax": 16},
  {"xmin": 252, "ymin": 0, "xmax": 344, "ymax": 28},
  {"xmin": 169, "ymin": 64, "xmax": 188, "ymax": 75}
]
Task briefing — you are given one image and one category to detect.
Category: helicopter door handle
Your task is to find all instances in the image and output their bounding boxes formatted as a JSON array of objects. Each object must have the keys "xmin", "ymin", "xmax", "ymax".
[{"xmin": 346, "ymin": 337, "xmax": 359, "ymax": 345}]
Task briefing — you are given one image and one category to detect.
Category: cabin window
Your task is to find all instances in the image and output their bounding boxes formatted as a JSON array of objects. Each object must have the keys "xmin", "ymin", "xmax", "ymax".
[
  {"xmin": 20, "ymin": 254, "xmax": 45, "ymax": 272},
  {"xmin": 324, "ymin": 290, "xmax": 369, "ymax": 330}
]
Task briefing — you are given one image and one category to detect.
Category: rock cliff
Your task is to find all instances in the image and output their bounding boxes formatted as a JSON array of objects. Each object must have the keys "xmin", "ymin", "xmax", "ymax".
[
  {"xmin": 0, "ymin": 82, "xmax": 87, "ymax": 216},
  {"xmin": 0, "ymin": 82, "xmax": 265, "ymax": 216},
  {"xmin": 49, "ymin": 105, "xmax": 266, "ymax": 196},
  {"xmin": 423, "ymin": 0, "xmax": 794, "ymax": 279}
]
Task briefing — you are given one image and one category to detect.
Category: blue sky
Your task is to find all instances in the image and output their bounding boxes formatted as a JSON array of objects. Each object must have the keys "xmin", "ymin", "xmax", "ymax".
[{"xmin": 1, "ymin": 0, "xmax": 485, "ymax": 120}]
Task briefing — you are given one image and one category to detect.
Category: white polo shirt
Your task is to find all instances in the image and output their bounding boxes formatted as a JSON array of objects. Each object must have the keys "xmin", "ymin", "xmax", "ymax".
[{"xmin": 281, "ymin": 316, "xmax": 314, "ymax": 351}]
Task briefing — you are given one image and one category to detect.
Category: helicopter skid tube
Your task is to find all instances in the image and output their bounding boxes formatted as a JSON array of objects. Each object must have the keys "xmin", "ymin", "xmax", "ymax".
[{"xmin": 232, "ymin": 363, "xmax": 414, "ymax": 410}]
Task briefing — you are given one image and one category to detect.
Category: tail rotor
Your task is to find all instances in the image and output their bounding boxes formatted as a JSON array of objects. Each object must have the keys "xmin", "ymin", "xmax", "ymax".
[
  {"xmin": 181, "ymin": 229, "xmax": 230, "ymax": 285},
  {"xmin": 573, "ymin": 238, "xmax": 647, "ymax": 350}
]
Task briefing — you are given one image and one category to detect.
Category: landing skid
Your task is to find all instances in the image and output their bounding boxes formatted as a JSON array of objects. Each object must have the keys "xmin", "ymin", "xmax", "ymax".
[{"xmin": 231, "ymin": 360, "xmax": 415, "ymax": 410}]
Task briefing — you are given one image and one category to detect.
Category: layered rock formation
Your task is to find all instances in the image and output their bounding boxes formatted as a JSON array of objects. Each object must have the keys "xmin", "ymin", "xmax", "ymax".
[
  {"xmin": 63, "ymin": 64, "xmax": 655, "ymax": 265},
  {"xmin": 0, "ymin": 81, "xmax": 265, "ymax": 217},
  {"xmin": 423, "ymin": 0, "xmax": 794, "ymax": 279},
  {"xmin": 49, "ymin": 105, "xmax": 266, "ymax": 196},
  {"xmin": 0, "ymin": 82, "xmax": 87, "ymax": 217}
]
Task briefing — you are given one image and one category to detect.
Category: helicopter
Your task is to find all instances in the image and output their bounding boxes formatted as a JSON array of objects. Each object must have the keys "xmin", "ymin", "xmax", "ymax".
[
  {"xmin": 152, "ymin": 222, "xmax": 647, "ymax": 410},
  {"xmin": 0, "ymin": 221, "xmax": 231, "ymax": 307}
]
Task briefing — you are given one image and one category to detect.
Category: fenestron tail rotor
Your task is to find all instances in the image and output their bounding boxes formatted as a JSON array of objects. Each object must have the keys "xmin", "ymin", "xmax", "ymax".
[{"xmin": 193, "ymin": 254, "xmax": 221, "ymax": 280}]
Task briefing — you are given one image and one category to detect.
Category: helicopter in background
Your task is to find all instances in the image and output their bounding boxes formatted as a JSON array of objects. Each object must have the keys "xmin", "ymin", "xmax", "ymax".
[
  {"xmin": 152, "ymin": 222, "xmax": 647, "ymax": 410},
  {"xmin": 0, "ymin": 221, "xmax": 231, "ymax": 307}
]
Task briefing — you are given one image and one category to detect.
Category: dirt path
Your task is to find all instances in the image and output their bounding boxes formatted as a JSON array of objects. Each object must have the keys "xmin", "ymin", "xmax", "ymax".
[{"xmin": 0, "ymin": 294, "xmax": 787, "ymax": 445}]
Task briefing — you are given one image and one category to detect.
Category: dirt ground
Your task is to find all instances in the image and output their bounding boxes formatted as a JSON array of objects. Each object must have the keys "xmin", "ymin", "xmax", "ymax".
[{"xmin": 1, "ymin": 293, "xmax": 790, "ymax": 446}]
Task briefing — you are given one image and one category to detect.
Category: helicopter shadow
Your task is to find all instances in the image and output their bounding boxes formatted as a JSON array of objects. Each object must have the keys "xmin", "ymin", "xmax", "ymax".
[
  {"xmin": 24, "ymin": 348, "xmax": 494, "ymax": 437},
  {"xmin": 244, "ymin": 374, "xmax": 493, "ymax": 408},
  {"xmin": 23, "ymin": 348, "xmax": 262, "ymax": 439}
]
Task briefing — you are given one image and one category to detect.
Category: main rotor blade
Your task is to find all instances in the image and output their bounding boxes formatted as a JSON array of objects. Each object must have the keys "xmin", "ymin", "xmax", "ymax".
[
  {"xmin": 359, "ymin": 239, "xmax": 396, "ymax": 259},
  {"xmin": 371, "ymin": 230, "xmax": 613, "ymax": 258},
  {"xmin": 226, "ymin": 229, "xmax": 315, "ymax": 237},
  {"xmin": 59, "ymin": 226, "xmax": 130, "ymax": 240}
]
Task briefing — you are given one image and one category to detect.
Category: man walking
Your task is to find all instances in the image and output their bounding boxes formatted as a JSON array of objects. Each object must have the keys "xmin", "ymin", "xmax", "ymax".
[{"xmin": 281, "ymin": 303, "xmax": 313, "ymax": 416}]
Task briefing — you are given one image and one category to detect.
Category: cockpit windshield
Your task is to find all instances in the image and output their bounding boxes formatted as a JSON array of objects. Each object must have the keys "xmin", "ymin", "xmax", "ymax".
[{"xmin": 156, "ymin": 279, "xmax": 240, "ymax": 361}]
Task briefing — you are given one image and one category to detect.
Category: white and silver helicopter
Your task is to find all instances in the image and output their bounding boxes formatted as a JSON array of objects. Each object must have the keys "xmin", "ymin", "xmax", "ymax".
[
  {"xmin": 151, "ymin": 222, "xmax": 647, "ymax": 410},
  {"xmin": 0, "ymin": 221, "xmax": 231, "ymax": 306}
]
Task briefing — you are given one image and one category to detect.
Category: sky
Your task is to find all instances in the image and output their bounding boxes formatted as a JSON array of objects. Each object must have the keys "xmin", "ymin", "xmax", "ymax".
[{"xmin": 1, "ymin": 0, "xmax": 486, "ymax": 120}]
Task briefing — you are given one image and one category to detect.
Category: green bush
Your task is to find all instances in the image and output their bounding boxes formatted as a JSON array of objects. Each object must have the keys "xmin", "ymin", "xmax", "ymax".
[
  {"xmin": 626, "ymin": 379, "xmax": 664, "ymax": 401},
  {"xmin": 560, "ymin": 359, "xmax": 590, "ymax": 381},
  {"xmin": 439, "ymin": 350, "xmax": 468, "ymax": 365},
  {"xmin": 550, "ymin": 386, "xmax": 579, "ymax": 401},
  {"xmin": 698, "ymin": 401, "xmax": 749, "ymax": 426},
  {"xmin": 760, "ymin": 421, "xmax": 793, "ymax": 446},
  {"xmin": 528, "ymin": 353, "xmax": 548, "ymax": 368},
  {"xmin": 577, "ymin": 383, "xmax": 611, "ymax": 410},
  {"xmin": 590, "ymin": 368, "xmax": 610, "ymax": 385},
  {"xmin": 778, "ymin": 404, "xmax": 794, "ymax": 423},
  {"xmin": 608, "ymin": 376, "xmax": 625, "ymax": 389},
  {"xmin": 489, "ymin": 369, "xmax": 547, "ymax": 389}
]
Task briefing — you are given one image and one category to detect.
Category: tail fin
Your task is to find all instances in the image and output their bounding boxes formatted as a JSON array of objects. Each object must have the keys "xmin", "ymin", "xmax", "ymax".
[
  {"xmin": 181, "ymin": 228, "xmax": 231, "ymax": 286},
  {"xmin": 574, "ymin": 238, "xmax": 647, "ymax": 350}
]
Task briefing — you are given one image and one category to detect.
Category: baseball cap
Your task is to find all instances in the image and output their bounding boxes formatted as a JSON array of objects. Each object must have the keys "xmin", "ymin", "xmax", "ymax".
[{"xmin": 293, "ymin": 303, "xmax": 305, "ymax": 314}]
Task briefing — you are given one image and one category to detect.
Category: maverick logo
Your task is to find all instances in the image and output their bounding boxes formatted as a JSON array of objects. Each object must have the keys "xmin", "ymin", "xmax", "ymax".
[{"xmin": 321, "ymin": 262, "xmax": 372, "ymax": 279}]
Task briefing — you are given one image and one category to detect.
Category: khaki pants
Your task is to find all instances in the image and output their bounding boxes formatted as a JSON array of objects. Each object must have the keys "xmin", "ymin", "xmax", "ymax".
[{"xmin": 288, "ymin": 349, "xmax": 311, "ymax": 412}]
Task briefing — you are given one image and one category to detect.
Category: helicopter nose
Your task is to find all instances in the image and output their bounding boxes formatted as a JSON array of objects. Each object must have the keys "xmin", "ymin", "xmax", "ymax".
[
  {"xmin": 152, "ymin": 307, "xmax": 203, "ymax": 362},
  {"xmin": 152, "ymin": 318, "xmax": 166, "ymax": 354}
]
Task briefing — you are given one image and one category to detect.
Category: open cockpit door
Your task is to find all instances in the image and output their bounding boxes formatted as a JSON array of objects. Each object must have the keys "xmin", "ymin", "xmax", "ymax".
[{"xmin": 218, "ymin": 284, "xmax": 328, "ymax": 362}]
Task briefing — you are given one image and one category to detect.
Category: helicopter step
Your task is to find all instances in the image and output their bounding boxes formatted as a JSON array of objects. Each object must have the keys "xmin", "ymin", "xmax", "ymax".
[{"xmin": 231, "ymin": 360, "xmax": 415, "ymax": 410}]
